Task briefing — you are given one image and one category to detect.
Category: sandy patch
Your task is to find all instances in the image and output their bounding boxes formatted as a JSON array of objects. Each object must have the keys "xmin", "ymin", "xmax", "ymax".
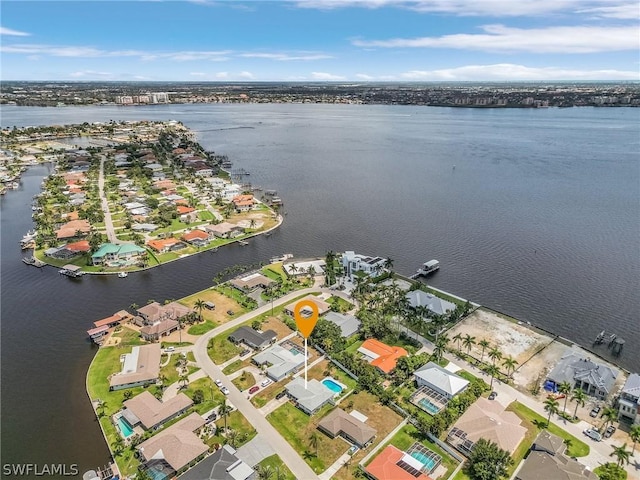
[{"xmin": 236, "ymin": 219, "xmax": 265, "ymax": 229}]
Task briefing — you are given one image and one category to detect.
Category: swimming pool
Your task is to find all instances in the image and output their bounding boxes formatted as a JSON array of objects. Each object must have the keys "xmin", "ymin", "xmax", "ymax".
[
  {"xmin": 411, "ymin": 451, "xmax": 436, "ymax": 471},
  {"xmin": 322, "ymin": 378, "xmax": 344, "ymax": 394},
  {"xmin": 289, "ymin": 346, "xmax": 302, "ymax": 355},
  {"xmin": 117, "ymin": 416, "xmax": 134, "ymax": 438},
  {"xmin": 419, "ymin": 398, "xmax": 440, "ymax": 415}
]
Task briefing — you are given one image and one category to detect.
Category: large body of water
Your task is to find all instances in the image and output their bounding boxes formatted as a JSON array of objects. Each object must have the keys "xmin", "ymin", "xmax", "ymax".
[{"xmin": 1, "ymin": 104, "xmax": 638, "ymax": 473}]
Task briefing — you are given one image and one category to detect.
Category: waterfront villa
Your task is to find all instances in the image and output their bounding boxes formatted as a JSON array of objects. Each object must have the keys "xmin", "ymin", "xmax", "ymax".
[
  {"xmin": 547, "ymin": 354, "xmax": 619, "ymax": 400},
  {"xmin": 341, "ymin": 251, "xmax": 388, "ymax": 281},
  {"xmin": 285, "ymin": 377, "xmax": 335, "ymax": 415},
  {"xmin": 147, "ymin": 237, "xmax": 185, "ymax": 253},
  {"xmin": 515, "ymin": 431, "xmax": 598, "ymax": 480},
  {"xmin": 55, "ymin": 219, "xmax": 91, "ymax": 240},
  {"xmin": 136, "ymin": 412, "xmax": 208, "ymax": 478},
  {"xmin": 140, "ymin": 319, "xmax": 180, "ymax": 341},
  {"xmin": 91, "ymin": 243, "xmax": 146, "ymax": 266},
  {"xmin": 618, "ymin": 373, "xmax": 640, "ymax": 425},
  {"xmin": 135, "ymin": 301, "xmax": 192, "ymax": 325},
  {"xmin": 228, "ymin": 326, "xmax": 277, "ymax": 350},
  {"xmin": 317, "ymin": 408, "xmax": 376, "ymax": 448},
  {"xmin": 253, "ymin": 344, "xmax": 306, "ymax": 381},
  {"xmin": 283, "ymin": 295, "xmax": 331, "ymax": 317},
  {"xmin": 365, "ymin": 445, "xmax": 433, "ymax": 480},
  {"xmin": 447, "ymin": 397, "xmax": 526, "ymax": 456},
  {"xmin": 181, "ymin": 229, "xmax": 209, "ymax": 246},
  {"xmin": 323, "ymin": 311, "xmax": 361, "ymax": 338},
  {"xmin": 179, "ymin": 444, "xmax": 256, "ymax": 480},
  {"xmin": 357, "ymin": 339, "xmax": 408, "ymax": 375},
  {"xmin": 120, "ymin": 391, "xmax": 192, "ymax": 431},
  {"xmin": 406, "ymin": 290, "xmax": 456, "ymax": 316},
  {"xmin": 414, "ymin": 362, "xmax": 470, "ymax": 400},
  {"xmin": 204, "ymin": 222, "xmax": 244, "ymax": 239},
  {"xmin": 109, "ymin": 344, "xmax": 161, "ymax": 391},
  {"xmin": 45, "ymin": 240, "xmax": 91, "ymax": 259},
  {"xmin": 229, "ymin": 272, "xmax": 276, "ymax": 292},
  {"xmin": 232, "ymin": 194, "xmax": 255, "ymax": 212}
]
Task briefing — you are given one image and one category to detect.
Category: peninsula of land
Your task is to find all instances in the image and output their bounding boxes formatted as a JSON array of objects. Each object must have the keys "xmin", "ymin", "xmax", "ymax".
[{"xmin": 2, "ymin": 121, "xmax": 282, "ymax": 274}]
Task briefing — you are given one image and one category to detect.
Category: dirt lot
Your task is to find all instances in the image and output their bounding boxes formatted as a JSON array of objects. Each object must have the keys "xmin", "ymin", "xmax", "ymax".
[
  {"xmin": 179, "ymin": 289, "xmax": 243, "ymax": 324},
  {"xmin": 261, "ymin": 316, "xmax": 295, "ymax": 340}
]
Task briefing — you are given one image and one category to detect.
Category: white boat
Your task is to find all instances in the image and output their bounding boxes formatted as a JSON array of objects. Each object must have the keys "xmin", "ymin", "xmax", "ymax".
[
  {"xmin": 238, "ymin": 240, "xmax": 249, "ymax": 246},
  {"xmin": 21, "ymin": 230, "xmax": 36, "ymax": 244},
  {"xmin": 118, "ymin": 272, "xmax": 128, "ymax": 278},
  {"xmin": 417, "ymin": 259, "xmax": 440, "ymax": 276},
  {"xmin": 270, "ymin": 253, "xmax": 293, "ymax": 263}
]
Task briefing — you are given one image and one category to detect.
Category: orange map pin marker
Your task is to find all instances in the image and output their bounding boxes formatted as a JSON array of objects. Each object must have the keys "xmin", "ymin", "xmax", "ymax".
[{"xmin": 293, "ymin": 300, "xmax": 319, "ymax": 338}]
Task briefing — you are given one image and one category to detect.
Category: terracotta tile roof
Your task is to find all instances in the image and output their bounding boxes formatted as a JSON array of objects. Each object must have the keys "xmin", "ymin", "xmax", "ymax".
[
  {"xmin": 147, "ymin": 238, "xmax": 180, "ymax": 252},
  {"xmin": 365, "ymin": 446, "xmax": 431, "ymax": 480},
  {"xmin": 65, "ymin": 240, "xmax": 90, "ymax": 252},
  {"xmin": 177, "ymin": 205, "xmax": 195, "ymax": 214},
  {"xmin": 182, "ymin": 230, "xmax": 209, "ymax": 242},
  {"xmin": 359, "ymin": 339, "xmax": 408, "ymax": 374}
]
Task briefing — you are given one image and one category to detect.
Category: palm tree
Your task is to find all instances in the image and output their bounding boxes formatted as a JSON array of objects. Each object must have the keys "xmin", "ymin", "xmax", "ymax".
[
  {"xmin": 488, "ymin": 347, "xmax": 502, "ymax": 366},
  {"xmin": 502, "ymin": 356, "xmax": 518, "ymax": 378},
  {"xmin": 433, "ymin": 334, "xmax": 449, "ymax": 363},
  {"xmin": 179, "ymin": 373, "xmax": 189, "ymax": 389},
  {"xmin": 571, "ymin": 388, "xmax": 587, "ymax": 419},
  {"xmin": 486, "ymin": 364, "xmax": 500, "ymax": 390},
  {"xmin": 309, "ymin": 432, "xmax": 319, "ymax": 457},
  {"xmin": 384, "ymin": 257, "xmax": 394, "ymax": 271},
  {"xmin": 194, "ymin": 299, "xmax": 206, "ymax": 321},
  {"xmin": 96, "ymin": 399, "xmax": 108, "ymax": 417},
  {"xmin": 478, "ymin": 339, "xmax": 490, "ymax": 363},
  {"xmin": 601, "ymin": 407, "xmax": 618, "ymax": 430},
  {"xmin": 220, "ymin": 398, "xmax": 231, "ymax": 435},
  {"xmin": 462, "ymin": 334, "xmax": 476, "ymax": 355},
  {"xmin": 610, "ymin": 443, "xmax": 632, "ymax": 467},
  {"xmin": 255, "ymin": 465, "xmax": 273, "ymax": 480},
  {"xmin": 123, "ymin": 390, "xmax": 133, "ymax": 401},
  {"xmin": 557, "ymin": 381, "xmax": 572, "ymax": 414},
  {"xmin": 112, "ymin": 436, "xmax": 125, "ymax": 457},
  {"xmin": 248, "ymin": 218, "xmax": 257, "ymax": 230},
  {"xmin": 629, "ymin": 424, "xmax": 640, "ymax": 455},
  {"xmin": 544, "ymin": 398, "xmax": 560, "ymax": 427},
  {"xmin": 452, "ymin": 333, "xmax": 463, "ymax": 353}
]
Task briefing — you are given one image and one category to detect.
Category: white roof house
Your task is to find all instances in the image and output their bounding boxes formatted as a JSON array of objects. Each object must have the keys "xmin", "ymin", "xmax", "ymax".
[
  {"xmin": 414, "ymin": 362, "xmax": 469, "ymax": 399},
  {"xmin": 285, "ymin": 377, "xmax": 334, "ymax": 415},
  {"xmin": 406, "ymin": 290, "xmax": 456, "ymax": 316},
  {"xmin": 341, "ymin": 251, "xmax": 388, "ymax": 280},
  {"xmin": 253, "ymin": 344, "xmax": 306, "ymax": 381}
]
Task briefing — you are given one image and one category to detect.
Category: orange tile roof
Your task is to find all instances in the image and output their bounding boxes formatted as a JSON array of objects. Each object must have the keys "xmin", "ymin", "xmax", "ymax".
[
  {"xmin": 182, "ymin": 230, "xmax": 208, "ymax": 241},
  {"xmin": 232, "ymin": 194, "xmax": 254, "ymax": 206},
  {"xmin": 360, "ymin": 338, "xmax": 408, "ymax": 374},
  {"xmin": 176, "ymin": 205, "xmax": 195, "ymax": 214},
  {"xmin": 175, "ymin": 199, "xmax": 189, "ymax": 206},
  {"xmin": 147, "ymin": 238, "xmax": 180, "ymax": 251},
  {"xmin": 365, "ymin": 446, "xmax": 431, "ymax": 480},
  {"xmin": 65, "ymin": 240, "xmax": 90, "ymax": 252},
  {"xmin": 65, "ymin": 211, "xmax": 80, "ymax": 221}
]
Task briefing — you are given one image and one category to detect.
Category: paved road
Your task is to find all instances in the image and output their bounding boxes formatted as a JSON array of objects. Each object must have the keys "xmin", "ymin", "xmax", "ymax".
[
  {"xmin": 193, "ymin": 287, "xmax": 323, "ymax": 480},
  {"xmin": 98, "ymin": 155, "xmax": 121, "ymax": 244}
]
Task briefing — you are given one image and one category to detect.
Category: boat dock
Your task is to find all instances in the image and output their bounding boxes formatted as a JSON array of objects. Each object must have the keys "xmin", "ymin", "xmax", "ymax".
[
  {"xmin": 409, "ymin": 259, "xmax": 440, "ymax": 279},
  {"xmin": 593, "ymin": 329, "xmax": 625, "ymax": 355},
  {"xmin": 59, "ymin": 264, "xmax": 85, "ymax": 277},
  {"xmin": 22, "ymin": 256, "xmax": 46, "ymax": 267}
]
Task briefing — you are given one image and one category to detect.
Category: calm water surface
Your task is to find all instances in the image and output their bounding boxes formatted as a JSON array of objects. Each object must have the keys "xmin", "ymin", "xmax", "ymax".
[{"xmin": 1, "ymin": 104, "xmax": 638, "ymax": 473}]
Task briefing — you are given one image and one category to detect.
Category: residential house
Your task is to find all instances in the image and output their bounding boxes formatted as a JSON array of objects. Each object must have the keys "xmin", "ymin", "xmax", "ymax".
[
  {"xmin": 55, "ymin": 219, "xmax": 91, "ymax": 240},
  {"xmin": 318, "ymin": 408, "xmax": 376, "ymax": 447},
  {"xmin": 46, "ymin": 240, "xmax": 91, "ymax": 259},
  {"xmin": 365, "ymin": 446, "xmax": 433, "ymax": 480},
  {"xmin": 447, "ymin": 397, "xmax": 526, "ymax": 456},
  {"xmin": 282, "ymin": 259, "xmax": 326, "ymax": 277},
  {"xmin": 515, "ymin": 431, "xmax": 598, "ymax": 480},
  {"xmin": 547, "ymin": 354, "xmax": 619, "ymax": 400},
  {"xmin": 285, "ymin": 377, "xmax": 335, "ymax": 415},
  {"xmin": 140, "ymin": 319, "xmax": 179, "ymax": 341},
  {"xmin": 177, "ymin": 205, "xmax": 197, "ymax": 222},
  {"xmin": 221, "ymin": 184, "xmax": 241, "ymax": 201},
  {"xmin": 414, "ymin": 362, "xmax": 469, "ymax": 399},
  {"xmin": 228, "ymin": 326, "xmax": 277, "ymax": 350},
  {"xmin": 253, "ymin": 344, "xmax": 306, "ymax": 381},
  {"xmin": 136, "ymin": 413, "xmax": 208, "ymax": 478},
  {"xmin": 323, "ymin": 311, "xmax": 361, "ymax": 338},
  {"xmin": 91, "ymin": 243, "xmax": 146, "ymax": 266},
  {"xmin": 93, "ymin": 310, "xmax": 132, "ymax": 329},
  {"xmin": 205, "ymin": 222, "xmax": 244, "ymax": 239},
  {"xmin": 132, "ymin": 223, "xmax": 158, "ymax": 232},
  {"xmin": 121, "ymin": 391, "xmax": 192, "ymax": 431},
  {"xmin": 618, "ymin": 373, "xmax": 640, "ymax": 425},
  {"xmin": 181, "ymin": 229, "xmax": 209, "ymax": 247},
  {"xmin": 179, "ymin": 444, "xmax": 256, "ymax": 480},
  {"xmin": 147, "ymin": 238, "xmax": 185, "ymax": 253},
  {"xmin": 357, "ymin": 339, "xmax": 408, "ymax": 375},
  {"xmin": 229, "ymin": 273, "xmax": 276, "ymax": 292},
  {"xmin": 406, "ymin": 290, "xmax": 457, "ymax": 316},
  {"xmin": 136, "ymin": 301, "xmax": 192, "ymax": 325},
  {"xmin": 109, "ymin": 344, "xmax": 161, "ymax": 390},
  {"xmin": 341, "ymin": 251, "xmax": 388, "ymax": 280},
  {"xmin": 284, "ymin": 295, "xmax": 331, "ymax": 317},
  {"xmin": 232, "ymin": 194, "xmax": 255, "ymax": 212}
]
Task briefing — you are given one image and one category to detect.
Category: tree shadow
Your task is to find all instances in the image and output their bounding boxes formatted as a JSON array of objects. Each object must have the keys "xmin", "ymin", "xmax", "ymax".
[{"xmin": 532, "ymin": 419, "xmax": 548, "ymax": 429}]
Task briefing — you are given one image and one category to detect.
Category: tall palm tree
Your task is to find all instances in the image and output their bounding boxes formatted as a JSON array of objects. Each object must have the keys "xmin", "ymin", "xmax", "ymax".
[
  {"xmin": 179, "ymin": 373, "xmax": 189, "ymax": 389},
  {"xmin": 610, "ymin": 443, "xmax": 631, "ymax": 467},
  {"xmin": 194, "ymin": 299, "xmax": 206, "ymax": 321},
  {"xmin": 384, "ymin": 257, "xmax": 394, "ymax": 271},
  {"xmin": 485, "ymin": 364, "xmax": 499, "ymax": 389},
  {"xmin": 502, "ymin": 356, "xmax": 518, "ymax": 378},
  {"xmin": 462, "ymin": 334, "xmax": 476, "ymax": 355},
  {"xmin": 220, "ymin": 398, "xmax": 231, "ymax": 435},
  {"xmin": 601, "ymin": 407, "xmax": 618, "ymax": 430},
  {"xmin": 478, "ymin": 339, "xmax": 490, "ymax": 363},
  {"xmin": 557, "ymin": 381, "xmax": 572, "ymax": 414},
  {"xmin": 452, "ymin": 333, "xmax": 463, "ymax": 353},
  {"xmin": 96, "ymin": 399, "xmax": 108, "ymax": 417},
  {"xmin": 571, "ymin": 388, "xmax": 587, "ymax": 419},
  {"xmin": 629, "ymin": 424, "xmax": 640, "ymax": 455},
  {"xmin": 488, "ymin": 347, "xmax": 502, "ymax": 366},
  {"xmin": 255, "ymin": 465, "xmax": 273, "ymax": 480},
  {"xmin": 433, "ymin": 334, "xmax": 449, "ymax": 363},
  {"xmin": 544, "ymin": 398, "xmax": 560, "ymax": 427}
]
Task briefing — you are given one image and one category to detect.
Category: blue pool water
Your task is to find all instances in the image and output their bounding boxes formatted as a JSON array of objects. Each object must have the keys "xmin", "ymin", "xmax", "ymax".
[
  {"xmin": 117, "ymin": 416, "xmax": 134, "ymax": 438},
  {"xmin": 289, "ymin": 347, "xmax": 301, "ymax": 356},
  {"xmin": 322, "ymin": 379, "xmax": 343, "ymax": 394},
  {"xmin": 411, "ymin": 452, "xmax": 436, "ymax": 472},
  {"xmin": 419, "ymin": 398, "xmax": 440, "ymax": 415}
]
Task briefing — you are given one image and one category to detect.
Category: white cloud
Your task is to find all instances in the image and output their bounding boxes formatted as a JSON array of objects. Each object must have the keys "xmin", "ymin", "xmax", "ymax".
[
  {"xmin": 353, "ymin": 25, "xmax": 639, "ymax": 53},
  {"xmin": 69, "ymin": 70, "xmax": 112, "ymax": 78},
  {"xmin": 399, "ymin": 63, "xmax": 640, "ymax": 80},
  {"xmin": 240, "ymin": 52, "xmax": 333, "ymax": 61},
  {"xmin": 0, "ymin": 26, "xmax": 30, "ymax": 36},
  {"xmin": 190, "ymin": 72, "xmax": 206, "ymax": 76},
  {"xmin": 356, "ymin": 73, "xmax": 375, "ymax": 80},
  {"xmin": 577, "ymin": 3, "xmax": 640, "ymax": 19},
  {"xmin": 311, "ymin": 71, "xmax": 346, "ymax": 80},
  {"xmin": 239, "ymin": 71, "xmax": 255, "ymax": 79},
  {"xmin": 215, "ymin": 72, "xmax": 229, "ymax": 78}
]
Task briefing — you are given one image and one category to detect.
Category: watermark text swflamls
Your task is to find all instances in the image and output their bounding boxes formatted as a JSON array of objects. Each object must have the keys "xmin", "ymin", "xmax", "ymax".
[{"xmin": 3, "ymin": 464, "xmax": 79, "ymax": 477}]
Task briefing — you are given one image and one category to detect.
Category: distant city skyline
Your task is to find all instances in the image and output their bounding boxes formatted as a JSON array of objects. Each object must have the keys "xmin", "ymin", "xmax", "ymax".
[{"xmin": 1, "ymin": 0, "xmax": 639, "ymax": 82}]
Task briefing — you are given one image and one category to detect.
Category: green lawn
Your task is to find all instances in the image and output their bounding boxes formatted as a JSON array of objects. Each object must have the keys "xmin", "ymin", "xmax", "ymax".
[
  {"xmin": 327, "ymin": 296, "xmax": 354, "ymax": 313},
  {"xmin": 222, "ymin": 359, "xmax": 249, "ymax": 375},
  {"xmin": 198, "ymin": 210, "xmax": 214, "ymax": 221},
  {"xmin": 256, "ymin": 455, "xmax": 296, "ymax": 480},
  {"xmin": 187, "ymin": 320, "xmax": 217, "ymax": 335},
  {"xmin": 207, "ymin": 332, "xmax": 241, "ymax": 364},
  {"xmin": 216, "ymin": 410, "xmax": 257, "ymax": 448},
  {"xmin": 232, "ymin": 371, "xmax": 256, "ymax": 391},
  {"xmin": 183, "ymin": 377, "xmax": 224, "ymax": 414},
  {"xmin": 262, "ymin": 263, "xmax": 287, "ymax": 281},
  {"xmin": 345, "ymin": 339, "xmax": 364, "ymax": 354}
]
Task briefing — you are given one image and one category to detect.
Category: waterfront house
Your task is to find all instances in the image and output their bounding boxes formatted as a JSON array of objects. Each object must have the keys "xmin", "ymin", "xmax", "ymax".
[
  {"xmin": 323, "ymin": 311, "xmax": 361, "ymax": 338},
  {"xmin": 181, "ymin": 229, "xmax": 209, "ymax": 246},
  {"xmin": 283, "ymin": 295, "xmax": 331, "ymax": 317},
  {"xmin": 140, "ymin": 319, "xmax": 180, "ymax": 341},
  {"xmin": 253, "ymin": 344, "xmax": 306, "ymax": 381},
  {"xmin": 357, "ymin": 339, "xmax": 408, "ymax": 375},
  {"xmin": 55, "ymin": 219, "xmax": 91, "ymax": 240},
  {"xmin": 228, "ymin": 326, "xmax": 277, "ymax": 350},
  {"xmin": 229, "ymin": 272, "xmax": 276, "ymax": 292},
  {"xmin": 109, "ymin": 344, "xmax": 161, "ymax": 391},
  {"xmin": 364, "ymin": 445, "xmax": 433, "ymax": 480},
  {"xmin": 121, "ymin": 391, "xmax": 192, "ymax": 431},
  {"xmin": 447, "ymin": 397, "xmax": 526, "ymax": 456},
  {"xmin": 179, "ymin": 444, "xmax": 256, "ymax": 480},
  {"xmin": 547, "ymin": 354, "xmax": 619, "ymax": 400},
  {"xmin": 406, "ymin": 290, "xmax": 456, "ymax": 316},
  {"xmin": 515, "ymin": 431, "xmax": 597, "ymax": 480},
  {"xmin": 341, "ymin": 251, "xmax": 388, "ymax": 281},
  {"xmin": 204, "ymin": 222, "xmax": 244, "ymax": 239},
  {"xmin": 414, "ymin": 362, "xmax": 469, "ymax": 400},
  {"xmin": 147, "ymin": 237, "xmax": 184, "ymax": 253},
  {"xmin": 91, "ymin": 243, "xmax": 146, "ymax": 266},
  {"xmin": 46, "ymin": 240, "xmax": 91, "ymax": 259},
  {"xmin": 318, "ymin": 408, "xmax": 376, "ymax": 447},
  {"xmin": 285, "ymin": 377, "xmax": 335, "ymax": 415},
  {"xmin": 232, "ymin": 194, "xmax": 255, "ymax": 212},
  {"xmin": 136, "ymin": 413, "xmax": 208, "ymax": 478},
  {"xmin": 136, "ymin": 301, "xmax": 192, "ymax": 325},
  {"xmin": 93, "ymin": 310, "xmax": 132, "ymax": 329},
  {"xmin": 222, "ymin": 184, "xmax": 241, "ymax": 201},
  {"xmin": 618, "ymin": 373, "xmax": 640, "ymax": 425}
]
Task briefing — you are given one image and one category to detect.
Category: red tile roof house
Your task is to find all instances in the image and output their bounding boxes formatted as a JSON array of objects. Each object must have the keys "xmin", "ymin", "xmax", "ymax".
[
  {"xmin": 55, "ymin": 219, "xmax": 91, "ymax": 240},
  {"xmin": 357, "ymin": 339, "xmax": 408, "ymax": 374},
  {"xmin": 140, "ymin": 319, "xmax": 180, "ymax": 341},
  {"xmin": 365, "ymin": 445, "xmax": 433, "ymax": 480},
  {"xmin": 232, "ymin": 194, "xmax": 255, "ymax": 213},
  {"xmin": 181, "ymin": 229, "xmax": 209, "ymax": 247},
  {"xmin": 147, "ymin": 238, "xmax": 182, "ymax": 253},
  {"xmin": 176, "ymin": 205, "xmax": 197, "ymax": 222}
]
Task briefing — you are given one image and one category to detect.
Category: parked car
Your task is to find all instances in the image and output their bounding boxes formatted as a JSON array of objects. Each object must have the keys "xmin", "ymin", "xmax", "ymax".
[
  {"xmin": 215, "ymin": 379, "xmax": 223, "ymax": 387},
  {"xmin": 164, "ymin": 346, "xmax": 175, "ymax": 352},
  {"xmin": 583, "ymin": 428, "xmax": 602, "ymax": 442},
  {"xmin": 248, "ymin": 386, "xmax": 260, "ymax": 395},
  {"xmin": 261, "ymin": 379, "xmax": 273, "ymax": 388},
  {"xmin": 240, "ymin": 349, "xmax": 251, "ymax": 357},
  {"xmin": 589, "ymin": 406, "xmax": 601, "ymax": 418},
  {"xmin": 207, "ymin": 412, "xmax": 217, "ymax": 422},
  {"xmin": 604, "ymin": 425, "xmax": 616, "ymax": 438},
  {"xmin": 488, "ymin": 391, "xmax": 498, "ymax": 400},
  {"xmin": 227, "ymin": 309, "xmax": 235, "ymax": 316},
  {"xmin": 204, "ymin": 301, "xmax": 215, "ymax": 310},
  {"xmin": 221, "ymin": 387, "xmax": 230, "ymax": 395},
  {"xmin": 275, "ymin": 390, "xmax": 287, "ymax": 400}
]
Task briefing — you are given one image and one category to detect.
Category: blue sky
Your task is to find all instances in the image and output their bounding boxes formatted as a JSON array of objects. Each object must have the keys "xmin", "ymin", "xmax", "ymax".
[{"xmin": 1, "ymin": 0, "xmax": 638, "ymax": 81}]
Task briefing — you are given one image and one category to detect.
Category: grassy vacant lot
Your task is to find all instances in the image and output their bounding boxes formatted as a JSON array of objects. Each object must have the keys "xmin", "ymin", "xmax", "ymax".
[
  {"xmin": 250, "ymin": 380, "xmax": 284, "ymax": 408},
  {"xmin": 262, "ymin": 263, "xmax": 287, "ymax": 281},
  {"xmin": 208, "ymin": 331, "xmax": 242, "ymax": 364},
  {"xmin": 187, "ymin": 320, "xmax": 217, "ymax": 335},
  {"xmin": 256, "ymin": 454, "xmax": 296, "ymax": 480},
  {"xmin": 222, "ymin": 359, "xmax": 250, "ymax": 375},
  {"xmin": 215, "ymin": 410, "xmax": 257, "ymax": 448},
  {"xmin": 179, "ymin": 288, "xmax": 243, "ymax": 325},
  {"xmin": 267, "ymin": 403, "xmax": 348, "ymax": 474},
  {"xmin": 232, "ymin": 371, "xmax": 256, "ymax": 391}
]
